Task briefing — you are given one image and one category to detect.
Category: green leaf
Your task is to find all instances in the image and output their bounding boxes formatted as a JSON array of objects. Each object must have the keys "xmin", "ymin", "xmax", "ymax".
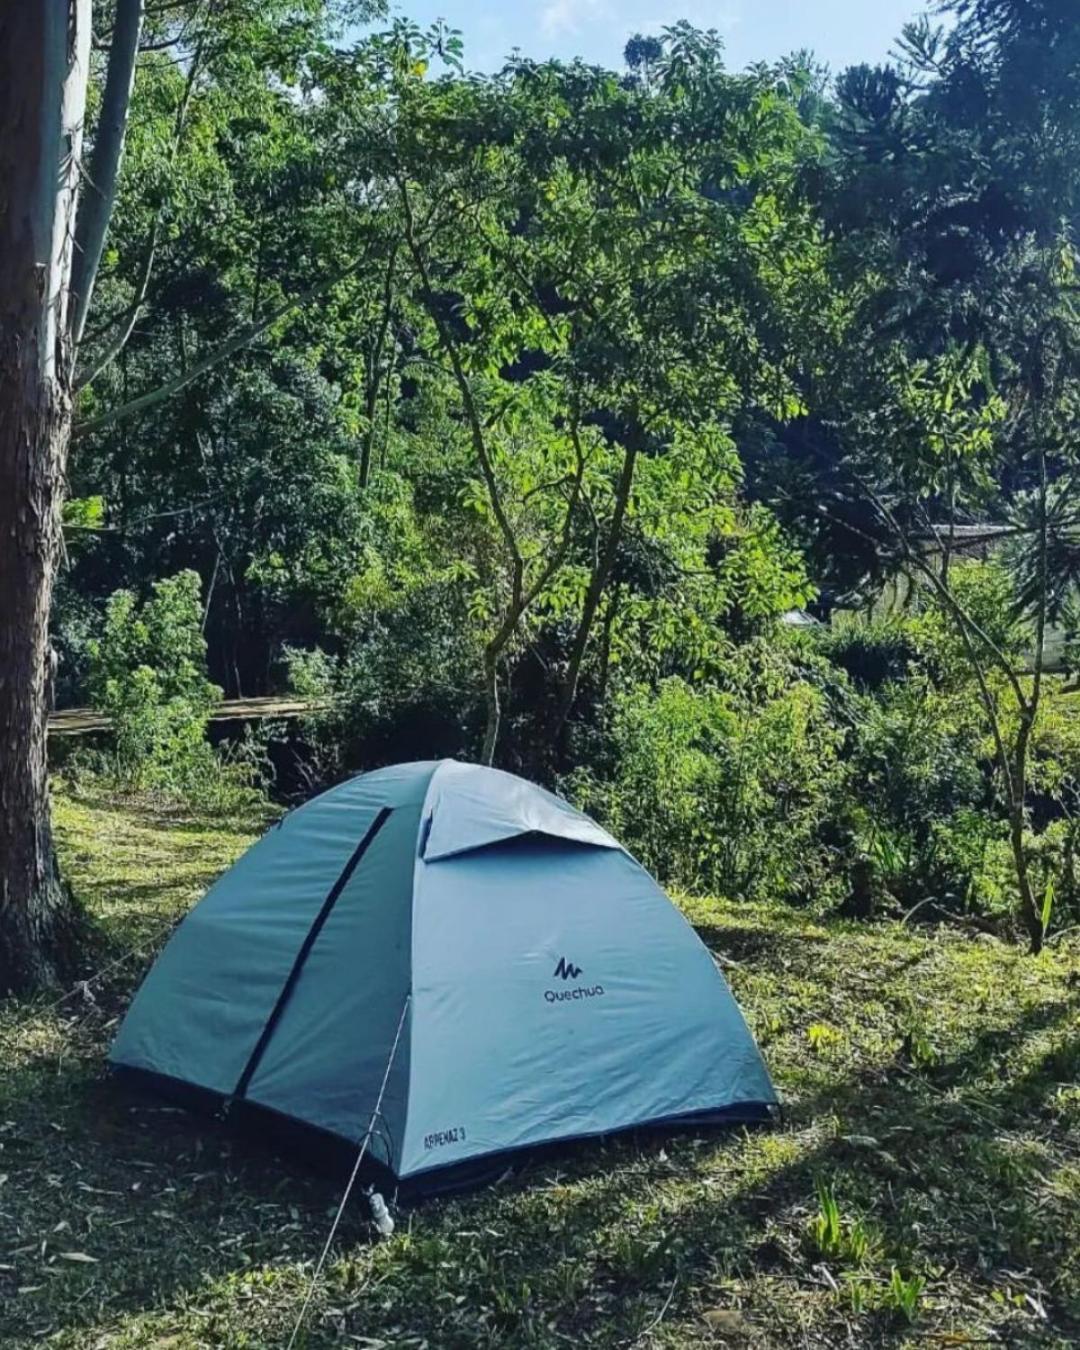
[{"xmin": 1041, "ymin": 873, "xmax": 1054, "ymax": 936}]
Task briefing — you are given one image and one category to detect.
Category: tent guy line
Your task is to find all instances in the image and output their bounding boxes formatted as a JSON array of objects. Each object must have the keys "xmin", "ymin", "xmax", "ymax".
[{"xmin": 286, "ymin": 990, "xmax": 412, "ymax": 1350}]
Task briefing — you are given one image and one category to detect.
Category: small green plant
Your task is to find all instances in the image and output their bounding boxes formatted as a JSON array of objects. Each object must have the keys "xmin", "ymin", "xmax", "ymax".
[
  {"xmin": 902, "ymin": 1020, "xmax": 939, "ymax": 1070},
  {"xmin": 808, "ymin": 1180, "xmax": 881, "ymax": 1267},
  {"xmin": 844, "ymin": 1272, "xmax": 870, "ymax": 1314},
  {"xmin": 884, "ymin": 1267, "xmax": 924, "ymax": 1322},
  {"xmin": 810, "ymin": 1180, "xmax": 843, "ymax": 1257},
  {"xmin": 843, "ymin": 1215, "xmax": 876, "ymax": 1265},
  {"xmin": 1041, "ymin": 872, "xmax": 1055, "ymax": 940},
  {"xmin": 807, "ymin": 1022, "xmax": 844, "ymax": 1054},
  {"xmin": 282, "ymin": 643, "xmax": 336, "ymax": 699}
]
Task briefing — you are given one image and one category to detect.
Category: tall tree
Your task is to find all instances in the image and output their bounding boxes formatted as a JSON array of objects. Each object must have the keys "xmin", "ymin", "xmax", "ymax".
[
  {"xmin": 0, "ymin": 0, "xmax": 377, "ymax": 993},
  {"xmin": 0, "ymin": 1, "xmax": 103, "ymax": 992},
  {"xmin": 353, "ymin": 25, "xmax": 822, "ymax": 762}
]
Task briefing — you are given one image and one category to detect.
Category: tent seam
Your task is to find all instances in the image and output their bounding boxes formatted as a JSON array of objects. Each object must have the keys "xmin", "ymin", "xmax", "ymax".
[{"xmin": 397, "ymin": 759, "xmax": 447, "ymax": 1171}]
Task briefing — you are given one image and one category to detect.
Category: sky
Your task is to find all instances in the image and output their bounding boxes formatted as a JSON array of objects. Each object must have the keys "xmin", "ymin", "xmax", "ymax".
[{"xmin": 386, "ymin": 0, "xmax": 929, "ymax": 77}]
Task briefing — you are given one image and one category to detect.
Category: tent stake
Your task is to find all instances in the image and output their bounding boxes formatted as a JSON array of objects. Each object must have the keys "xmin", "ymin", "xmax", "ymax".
[{"xmin": 286, "ymin": 991, "xmax": 411, "ymax": 1350}]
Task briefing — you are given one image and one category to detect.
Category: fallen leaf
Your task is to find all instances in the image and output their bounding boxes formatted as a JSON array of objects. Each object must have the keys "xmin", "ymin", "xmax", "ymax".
[{"xmin": 58, "ymin": 1251, "xmax": 98, "ymax": 1264}]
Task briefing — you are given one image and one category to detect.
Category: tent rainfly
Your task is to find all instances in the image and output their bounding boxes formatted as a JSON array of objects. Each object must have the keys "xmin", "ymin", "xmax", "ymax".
[{"xmin": 110, "ymin": 760, "xmax": 776, "ymax": 1191}]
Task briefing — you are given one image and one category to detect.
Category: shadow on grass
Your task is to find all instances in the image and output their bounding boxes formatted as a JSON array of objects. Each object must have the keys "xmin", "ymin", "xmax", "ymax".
[
  {"xmin": 2, "ymin": 986, "xmax": 1077, "ymax": 1348},
  {"xmin": 0, "ymin": 1048, "xmax": 356, "ymax": 1345},
  {"xmin": 3, "ymin": 846, "xmax": 1076, "ymax": 1348}
]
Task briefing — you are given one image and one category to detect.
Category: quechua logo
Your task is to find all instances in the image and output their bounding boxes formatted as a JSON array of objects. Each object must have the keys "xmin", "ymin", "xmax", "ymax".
[{"xmin": 546, "ymin": 955, "xmax": 604, "ymax": 1004}]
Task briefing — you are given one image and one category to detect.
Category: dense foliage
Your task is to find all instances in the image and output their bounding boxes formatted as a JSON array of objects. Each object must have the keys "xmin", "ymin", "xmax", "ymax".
[{"xmin": 59, "ymin": 0, "xmax": 1080, "ymax": 948}]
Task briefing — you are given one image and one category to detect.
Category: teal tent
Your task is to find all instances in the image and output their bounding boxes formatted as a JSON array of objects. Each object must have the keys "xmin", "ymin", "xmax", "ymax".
[{"xmin": 110, "ymin": 761, "xmax": 775, "ymax": 1189}]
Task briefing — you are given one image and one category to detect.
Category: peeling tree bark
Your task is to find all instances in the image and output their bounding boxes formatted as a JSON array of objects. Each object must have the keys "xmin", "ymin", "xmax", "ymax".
[{"xmin": 0, "ymin": 0, "xmax": 93, "ymax": 993}]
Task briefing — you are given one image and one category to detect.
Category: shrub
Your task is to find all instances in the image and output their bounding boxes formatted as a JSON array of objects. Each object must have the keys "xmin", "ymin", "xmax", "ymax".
[
  {"xmin": 567, "ymin": 673, "xmax": 844, "ymax": 904},
  {"xmin": 816, "ymin": 579, "xmax": 1025, "ymax": 921},
  {"xmin": 819, "ymin": 618, "xmax": 919, "ymax": 691},
  {"xmin": 86, "ymin": 571, "xmax": 265, "ymax": 807},
  {"xmin": 282, "ymin": 578, "xmax": 483, "ymax": 787}
]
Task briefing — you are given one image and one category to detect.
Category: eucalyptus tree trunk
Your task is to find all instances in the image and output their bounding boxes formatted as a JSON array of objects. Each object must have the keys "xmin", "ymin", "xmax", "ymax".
[{"xmin": 0, "ymin": 2, "xmax": 93, "ymax": 993}]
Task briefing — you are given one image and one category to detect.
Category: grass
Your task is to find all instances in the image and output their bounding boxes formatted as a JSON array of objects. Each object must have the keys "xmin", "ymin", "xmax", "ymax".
[{"xmin": 1, "ymin": 783, "xmax": 1078, "ymax": 1348}]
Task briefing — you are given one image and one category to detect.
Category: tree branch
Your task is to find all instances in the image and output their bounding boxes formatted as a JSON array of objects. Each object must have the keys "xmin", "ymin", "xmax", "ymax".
[
  {"xmin": 396, "ymin": 172, "xmax": 524, "ymax": 606},
  {"xmin": 73, "ymin": 261, "xmax": 364, "ymax": 439},
  {"xmin": 70, "ymin": 0, "xmax": 145, "ymax": 351},
  {"xmin": 75, "ymin": 26, "xmax": 205, "ymax": 390},
  {"xmin": 360, "ymin": 243, "xmax": 398, "ymax": 488},
  {"xmin": 554, "ymin": 431, "xmax": 640, "ymax": 735},
  {"xmin": 74, "ymin": 221, "xmax": 158, "ymax": 391}
]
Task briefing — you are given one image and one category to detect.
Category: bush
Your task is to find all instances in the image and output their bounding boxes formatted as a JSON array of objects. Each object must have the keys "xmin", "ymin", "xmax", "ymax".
[
  {"xmin": 567, "ymin": 673, "xmax": 844, "ymax": 904},
  {"xmin": 815, "ymin": 565, "xmax": 1043, "ymax": 927},
  {"xmin": 819, "ymin": 618, "xmax": 919, "ymax": 691},
  {"xmin": 282, "ymin": 577, "xmax": 483, "ymax": 787},
  {"xmin": 86, "ymin": 571, "xmax": 265, "ymax": 807}
]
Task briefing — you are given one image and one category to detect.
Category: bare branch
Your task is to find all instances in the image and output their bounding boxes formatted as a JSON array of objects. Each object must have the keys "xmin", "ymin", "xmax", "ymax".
[{"xmin": 74, "ymin": 221, "xmax": 158, "ymax": 390}]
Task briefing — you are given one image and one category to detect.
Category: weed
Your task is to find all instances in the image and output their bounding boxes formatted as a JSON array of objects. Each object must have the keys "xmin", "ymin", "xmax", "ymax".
[
  {"xmin": 806, "ymin": 1021, "xmax": 844, "ymax": 1053},
  {"xmin": 885, "ymin": 1266, "xmax": 925, "ymax": 1322},
  {"xmin": 808, "ymin": 1180, "xmax": 880, "ymax": 1267},
  {"xmin": 810, "ymin": 1180, "xmax": 843, "ymax": 1257},
  {"xmin": 902, "ymin": 1020, "xmax": 939, "ymax": 1069}
]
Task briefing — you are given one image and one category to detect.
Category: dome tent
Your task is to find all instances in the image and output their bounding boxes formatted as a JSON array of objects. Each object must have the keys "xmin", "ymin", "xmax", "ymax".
[{"xmin": 110, "ymin": 760, "xmax": 776, "ymax": 1191}]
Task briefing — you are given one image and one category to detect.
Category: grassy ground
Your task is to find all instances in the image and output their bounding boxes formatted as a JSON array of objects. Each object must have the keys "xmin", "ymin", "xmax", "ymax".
[{"xmin": 1, "ymin": 785, "xmax": 1078, "ymax": 1348}]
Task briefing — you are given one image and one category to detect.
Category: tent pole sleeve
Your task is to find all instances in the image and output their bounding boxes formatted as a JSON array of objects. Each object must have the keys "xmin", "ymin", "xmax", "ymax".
[{"xmin": 229, "ymin": 806, "xmax": 393, "ymax": 1104}]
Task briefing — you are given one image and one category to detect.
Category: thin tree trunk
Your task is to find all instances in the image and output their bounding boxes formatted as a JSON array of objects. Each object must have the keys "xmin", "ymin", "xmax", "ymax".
[
  {"xmin": 1012, "ymin": 448, "xmax": 1051, "ymax": 954},
  {"xmin": 1008, "ymin": 727, "xmax": 1042, "ymax": 953},
  {"xmin": 380, "ymin": 351, "xmax": 395, "ymax": 475},
  {"xmin": 360, "ymin": 247, "xmax": 397, "ymax": 489},
  {"xmin": 76, "ymin": 24, "xmax": 205, "ymax": 391},
  {"xmin": 481, "ymin": 646, "xmax": 501, "ymax": 767},
  {"xmin": 597, "ymin": 581, "xmax": 621, "ymax": 708},
  {"xmin": 0, "ymin": 0, "xmax": 92, "ymax": 994},
  {"xmin": 554, "ymin": 440, "xmax": 638, "ymax": 738}
]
